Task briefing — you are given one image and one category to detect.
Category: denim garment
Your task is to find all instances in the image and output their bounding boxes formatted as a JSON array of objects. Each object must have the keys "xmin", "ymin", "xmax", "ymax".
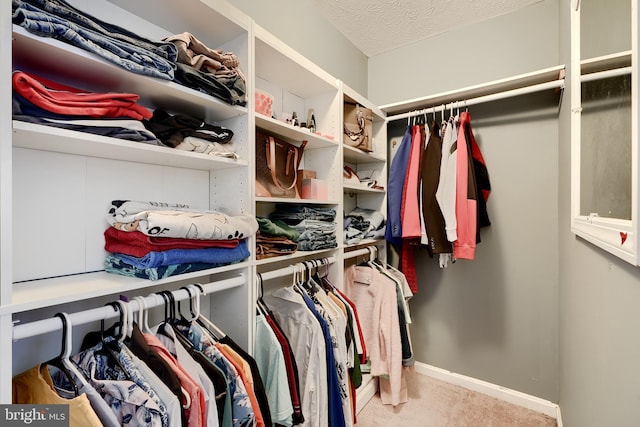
[
  {"xmin": 113, "ymin": 239, "xmax": 250, "ymax": 269},
  {"xmin": 297, "ymin": 237, "xmax": 337, "ymax": 251},
  {"xmin": 291, "ymin": 219, "xmax": 336, "ymax": 233},
  {"xmin": 269, "ymin": 206, "xmax": 336, "ymax": 225},
  {"xmin": 104, "ymin": 254, "xmax": 228, "ymax": 280},
  {"xmin": 13, "ymin": 1, "xmax": 175, "ymax": 80},
  {"xmin": 19, "ymin": 0, "xmax": 177, "ymax": 61}
]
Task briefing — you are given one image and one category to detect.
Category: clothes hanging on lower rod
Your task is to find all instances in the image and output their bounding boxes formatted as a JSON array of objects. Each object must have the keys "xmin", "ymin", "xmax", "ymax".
[
  {"xmin": 253, "ymin": 254, "xmax": 412, "ymax": 426},
  {"xmin": 385, "ymin": 109, "xmax": 492, "ymax": 292},
  {"xmin": 12, "ymin": 284, "xmax": 272, "ymax": 427}
]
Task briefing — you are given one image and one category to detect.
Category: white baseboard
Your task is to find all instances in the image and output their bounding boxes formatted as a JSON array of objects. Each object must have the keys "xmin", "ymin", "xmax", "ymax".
[
  {"xmin": 355, "ymin": 374, "xmax": 379, "ymax": 415},
  {"xmin": 413, "ymin": 362, "xmax": 560, "ymax": 419}
]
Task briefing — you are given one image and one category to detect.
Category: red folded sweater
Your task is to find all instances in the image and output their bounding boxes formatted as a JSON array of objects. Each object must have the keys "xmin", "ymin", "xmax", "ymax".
[
  {"xmin": 13, "ymin": 71, "xmax": 152, "ymax": 120},
  {"xmin": 104, "ymin": 227, "xmax": 240, "ymax": 258}
]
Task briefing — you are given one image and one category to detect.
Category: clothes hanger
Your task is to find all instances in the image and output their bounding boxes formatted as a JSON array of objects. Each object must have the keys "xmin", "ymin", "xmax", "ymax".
[
  {"xmin": 44, "ymin": 312, "xmax": 80, "ymax": 397},
  {"xmin": 133, "ymin": 295, "xmax": 152, "ymax": 334},
  {"xmin": 191, "ymin": 284, "xmax": 226, "ymax": 340}
]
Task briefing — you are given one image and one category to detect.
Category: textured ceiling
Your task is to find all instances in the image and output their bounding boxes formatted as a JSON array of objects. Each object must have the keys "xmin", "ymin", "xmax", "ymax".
[{"xmin": 313, "ymin": 0, "xmax": 543, "ymax": 57}]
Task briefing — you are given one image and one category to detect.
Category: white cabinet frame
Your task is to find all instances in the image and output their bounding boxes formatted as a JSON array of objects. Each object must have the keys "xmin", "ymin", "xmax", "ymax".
[{"xmin": 570, "ymin": 0, "xmax": 640, "ymax": 265}]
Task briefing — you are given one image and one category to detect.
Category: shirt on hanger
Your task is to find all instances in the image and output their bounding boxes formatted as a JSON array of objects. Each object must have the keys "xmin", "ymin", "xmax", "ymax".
[{"xmin": 12, "ymin": 364, "xmax": 104, "ymax": 427}]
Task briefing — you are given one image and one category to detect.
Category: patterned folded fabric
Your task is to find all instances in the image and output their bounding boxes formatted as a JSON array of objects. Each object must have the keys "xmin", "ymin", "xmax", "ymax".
[
  {"xmin": 104, "ymin": 254, "xmax": 235, "ymax": 280},
  {"xmin": 107, "ymin": 200, "xmax": 258, "ymax": 240}
]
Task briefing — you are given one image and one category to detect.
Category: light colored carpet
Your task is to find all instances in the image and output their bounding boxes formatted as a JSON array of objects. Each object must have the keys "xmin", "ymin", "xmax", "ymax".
[{"xmin": 355, "ymin": 369, "xmax": 557, "ymax": 427}]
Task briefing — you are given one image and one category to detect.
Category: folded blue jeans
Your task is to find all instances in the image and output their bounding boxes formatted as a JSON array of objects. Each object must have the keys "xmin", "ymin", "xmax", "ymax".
[{"xmin": 13, "ymin": 1, "xmax": 175, "ymax": 80}]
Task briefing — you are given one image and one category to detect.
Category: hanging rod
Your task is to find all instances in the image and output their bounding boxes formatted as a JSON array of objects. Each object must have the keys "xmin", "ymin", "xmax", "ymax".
[
  {"xmin": 12, "ymin": 275, "xmax": 245, "ymax": 341},
  {"xmin": 386, "ymin": 79, "xmax": 565, "ymax": 122},
  {"xmin": 258, "ymin": 255, "xmax": 336, "ymax": 282},
  {"xmin": 580, "ymin": 66, "xmax": 632, "ymax": 83}
]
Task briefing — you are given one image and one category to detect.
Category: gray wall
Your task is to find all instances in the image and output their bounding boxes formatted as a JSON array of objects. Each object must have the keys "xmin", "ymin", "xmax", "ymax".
[
  {"xmin": 367, "ymin": 0, "xmax": 560, "ymax": 108},
  {"xmin": 233, "ymin": 0, "xmax": 640, "ymax": 422},
  {"xmin": 558, "ymin": 1, "xmax": 640, "ymax": 426},
  {"xmin": 228, "ymin": 0, "xmax": 368, "ymax": 95},
  {"xmin": 370, "ymin": 0, "xmax": 561, "ymax": 402}
]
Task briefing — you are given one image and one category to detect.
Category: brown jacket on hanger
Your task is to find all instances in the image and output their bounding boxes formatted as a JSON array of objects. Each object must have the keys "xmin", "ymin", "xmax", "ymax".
[{"xmin": 421, "ymin": 120, "xmax": 453, "ymax": 256}]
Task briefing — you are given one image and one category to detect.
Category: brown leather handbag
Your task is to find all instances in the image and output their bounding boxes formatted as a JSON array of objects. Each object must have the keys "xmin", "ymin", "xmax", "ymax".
[
  {"xmin": 343, "ymin": 102, "xmax": 374, "ymax": 152},
  {"xmin": 255, "ymin": 130, "xmax": 307, "ymax": 198}
]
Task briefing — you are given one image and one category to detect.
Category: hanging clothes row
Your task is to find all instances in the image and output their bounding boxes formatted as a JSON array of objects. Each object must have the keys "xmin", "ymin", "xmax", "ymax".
[
  {"xmin": 386, "ymin": 105, "xmax": 492, "ymax": 292},
  {"xmin": 12, "ymin": 284, "xmax": 271, "ymax": 427},
  {"xmin": 343, "ymin": 248, "xmax": 414, "ymax": 407},
  {"xmin": 254, "ymin": 253, "xmax": 413, "ymax": 427}
]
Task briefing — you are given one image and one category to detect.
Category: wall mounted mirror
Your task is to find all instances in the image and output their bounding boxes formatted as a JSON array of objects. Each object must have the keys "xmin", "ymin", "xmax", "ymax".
[{"xmin": 570, "ymin": 0, "xmax": 638, "ymax": 264}]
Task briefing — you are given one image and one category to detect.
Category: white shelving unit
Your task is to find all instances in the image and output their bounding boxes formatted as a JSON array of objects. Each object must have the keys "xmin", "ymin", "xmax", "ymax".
[
  {"xmin": 2, "ymin": 0, "xmax": 388, "ymax": 415},
  {"xmin": 4, "ymin": 0, "xmax": 254, "ymax": 403}
]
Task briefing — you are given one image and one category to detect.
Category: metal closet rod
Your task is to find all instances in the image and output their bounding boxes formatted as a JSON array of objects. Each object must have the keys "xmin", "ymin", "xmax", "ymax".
[
  {"xmin": 386, "ymin": 79, "xmax": 565, "ymax": 123},
  {"xmin": 12, "ymin": 275, "xmax": 245, "ymax": 341},
  {"xmin": 259, "ymin": 255, "xmax": 336, "ymax": 282}
]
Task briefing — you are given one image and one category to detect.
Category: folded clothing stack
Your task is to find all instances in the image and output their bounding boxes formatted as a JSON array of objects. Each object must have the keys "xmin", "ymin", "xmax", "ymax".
[
  {"xmin": 104, "ymin": 200, "xmax": 258, "ymax": 280},
  {"xmin": 143, "ymin": 109, "xmax": 238, "ymax": 159},
  {"xmin": 12, "ymin": 0, "xmax": 177, "ymax": 80},
  {"xmin": 255, "ymin": 217, "xmax": 300, "ymax": 259},
  {"xmin": 269, "ymin": 205, "xmax": 338, "ymax": 251},
  {"xmin": 12, "ymin": 70, "xmax": 164, "ymax": 145},
  {"xmin": 344, "ymin": 207, "xmax": 385, "ymax": 245},
  {"xmin": 165, "ymin": 32, "xmax": 247, "ymax": 106}
]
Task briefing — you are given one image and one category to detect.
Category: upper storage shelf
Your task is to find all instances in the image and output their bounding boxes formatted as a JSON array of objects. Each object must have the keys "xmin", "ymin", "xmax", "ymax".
[
  {"xmin": 106, "ymin": 0, "xmax": 250, "ymax": 47},
  {"xmin": 12, "ymin": 26, "xmax": 246, "ymax": 123},
  {"xmin": 254, "ymin": 24, "xmax": 340, "ymax": 143}
]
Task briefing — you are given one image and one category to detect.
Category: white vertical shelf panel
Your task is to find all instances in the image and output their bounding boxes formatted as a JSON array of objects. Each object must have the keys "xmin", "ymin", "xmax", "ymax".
[{"xmin": 1, "ymin": 0, "xmax": 14, "ymax": 403}]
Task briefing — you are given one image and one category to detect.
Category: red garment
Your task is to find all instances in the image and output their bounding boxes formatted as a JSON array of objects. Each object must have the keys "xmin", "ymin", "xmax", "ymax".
[
  {"xmin": 470, "ymin": 132, "xmax": 490, "ymax": 203},
  {"xmin": 400, "ymin": 125, "xmax": 423, "ymax": 238},
  {"xmin": 12, "ymin": 71, "xmax": 152, "ymax": 120},
  {"xmin": 454, "ymin": 112, "xmax": 478, "ymax": 260},
  {"xmin": 144, "ymin": 333, "xmax": 206, "ymax": 427},
  {"xmin": 333, "ymin": 287, "xmax": 368, "ymax": 365},
  {"xmin": 104, "ymin": 227, "xmax": 240, "ymax": 258},
  {"xmin": 401, "ymin": 240, "xmax": 419, "ymax": 293}
]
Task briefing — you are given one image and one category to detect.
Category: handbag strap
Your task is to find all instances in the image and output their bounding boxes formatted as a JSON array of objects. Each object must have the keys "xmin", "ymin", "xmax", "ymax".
[{"xmin": 267, "ymin": 136, "xmax": 299, "ymax": 191}]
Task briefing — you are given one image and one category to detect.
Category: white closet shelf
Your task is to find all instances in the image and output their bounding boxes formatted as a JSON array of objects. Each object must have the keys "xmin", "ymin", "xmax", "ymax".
[
  {"xmin": 255, "ymin": 248, "xmax": 338, "ymax": 267},
  {"xmin": 3, "ymin": 262, "xmax": 249, "ymax": 315},
  {"xmin": 255, "ymin": 196, "xmax": 340, "ymax": 205},
  {"xmin": 12, "ymin": 26, "xmax": 247, "ymax": 122},
  {"xmin": 380, "ymin": 65, "xmax": 566, "ymax": 116},
  {"xmin": 106, "ymin": 0, "xmax": 250, "ymax": 45},
  {"xmin": 344, "ymin": 239, "xmax": 385, "ymax": 252},
  {"xmin": 343, "ymin": 183, "xmax": 386, "ymax": 194},
  {"xmin": 13, "ymin": 121, "xmax": 248, "ymax": 170},
  {"xmin": 343, "ymin": 145, "xmax": 386, "ymax": 164},
  {"xmin": 256, "ymin": 115, "xmax": 338, "ymax": 149}
]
